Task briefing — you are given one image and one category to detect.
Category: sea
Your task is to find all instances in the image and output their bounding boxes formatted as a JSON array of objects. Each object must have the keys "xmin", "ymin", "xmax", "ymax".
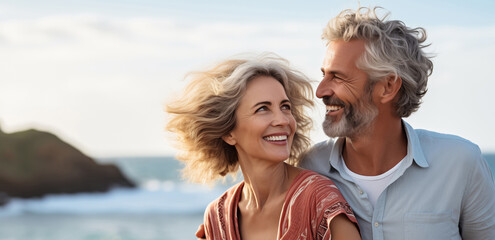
[{"xmin": 1, "ymin": 154, "xmax": 494, "ymax": 240}]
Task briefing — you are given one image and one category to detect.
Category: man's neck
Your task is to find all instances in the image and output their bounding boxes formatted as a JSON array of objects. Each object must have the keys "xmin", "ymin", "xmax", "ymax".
[{"xmin": 342, "ymin": 118, "xmax": 407, "ymax": 176}]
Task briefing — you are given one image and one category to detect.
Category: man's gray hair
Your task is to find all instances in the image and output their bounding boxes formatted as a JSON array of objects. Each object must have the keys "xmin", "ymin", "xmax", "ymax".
[{"xmin": 322, "ymin": 7, "xmax": 434, "ymax": 117}]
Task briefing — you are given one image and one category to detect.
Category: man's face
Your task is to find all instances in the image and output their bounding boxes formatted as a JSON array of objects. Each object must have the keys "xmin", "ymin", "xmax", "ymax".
[{"xmin": 317, "ymin": 39, "xmax": 378, "ymax": 138}]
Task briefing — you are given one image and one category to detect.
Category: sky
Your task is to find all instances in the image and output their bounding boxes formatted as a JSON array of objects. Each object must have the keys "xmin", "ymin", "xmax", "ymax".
[{"xmin": 1, "ymin": 0, "xmax": 494, "ymax": 158}]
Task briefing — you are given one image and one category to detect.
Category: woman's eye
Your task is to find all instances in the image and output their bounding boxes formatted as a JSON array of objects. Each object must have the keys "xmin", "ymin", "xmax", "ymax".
[
  {"xmin": 255, "ymin": 106, "xmax": 268, "ymax": 113},
  {"xmin": 281, "ymin": 104, "xmax": 291, "ymax": 110}
]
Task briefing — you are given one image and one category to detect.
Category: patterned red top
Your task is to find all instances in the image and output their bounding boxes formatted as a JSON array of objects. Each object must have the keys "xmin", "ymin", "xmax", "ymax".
[{"xmin": 204, "ymin": 170, "xmax": 358, "ymax": 239}]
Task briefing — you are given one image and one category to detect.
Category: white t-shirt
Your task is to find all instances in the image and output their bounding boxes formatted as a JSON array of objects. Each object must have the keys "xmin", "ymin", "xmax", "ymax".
[{"xmin": 343, "ymin": 156, "xmax": 404, "ymax": 208}]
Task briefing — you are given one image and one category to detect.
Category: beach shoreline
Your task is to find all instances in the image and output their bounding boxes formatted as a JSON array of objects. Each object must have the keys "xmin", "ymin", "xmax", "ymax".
[{"xmin": 0, "ymin": 212, "xmax": 204, "ymax": 240}]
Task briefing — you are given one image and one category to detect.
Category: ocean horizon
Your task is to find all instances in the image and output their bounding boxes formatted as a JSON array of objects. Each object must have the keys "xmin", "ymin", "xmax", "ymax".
[{"xmin": 1, "ymin": 154, "xmax": 494, "ymax": 240}]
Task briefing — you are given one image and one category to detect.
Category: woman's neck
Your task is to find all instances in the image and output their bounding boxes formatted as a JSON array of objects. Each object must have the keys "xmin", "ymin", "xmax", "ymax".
[{"xmin": 238, "ymin": 160, "xmax": 300, "ymax": 210}]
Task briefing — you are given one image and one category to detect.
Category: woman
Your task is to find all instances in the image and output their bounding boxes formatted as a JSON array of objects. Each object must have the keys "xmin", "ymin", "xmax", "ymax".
[{"xmin": 166, "ymin": 54, "xmax": 360, "ymax": 239}]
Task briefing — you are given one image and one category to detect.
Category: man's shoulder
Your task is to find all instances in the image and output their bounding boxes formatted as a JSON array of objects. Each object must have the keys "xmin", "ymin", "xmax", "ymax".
[
  {"xmin": 409, "ymin": 127, "xmax": 484, "ymax": 170},
  {"xmin": 306, "ymin": 138, "xmax": 338, "ymax": 157},
  {"xmin": 298, "ymin": 139, "xmax": 338, "ymax": 176},
  {"xmin": 414, "ymin": 128, "xmax": 481, "ymax": 156}
]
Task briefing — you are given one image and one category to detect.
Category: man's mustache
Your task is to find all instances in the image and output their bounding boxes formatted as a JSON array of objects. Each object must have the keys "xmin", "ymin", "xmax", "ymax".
[{"xmin": 322, "ymin": 96, "xmax": 346, "ymax": 107}]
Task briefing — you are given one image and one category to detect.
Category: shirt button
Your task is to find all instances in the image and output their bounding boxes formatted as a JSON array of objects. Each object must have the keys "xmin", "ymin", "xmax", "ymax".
[
  {"xmin": 374, "ymin": 222, "xmax": 379, "ymax": 227},
  {"xmin": 359, "ymin": 190, "xmax": 364, "ymax": 195}
]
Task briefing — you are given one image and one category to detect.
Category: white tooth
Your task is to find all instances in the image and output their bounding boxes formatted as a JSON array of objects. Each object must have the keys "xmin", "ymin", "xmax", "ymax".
[
  {"xmin": 326, "ymin": 105, "xmax": 342, "ymax": 112},
  {"xmin": 264, "ymin": 135, "xmax": 287, "ymax": 141}
]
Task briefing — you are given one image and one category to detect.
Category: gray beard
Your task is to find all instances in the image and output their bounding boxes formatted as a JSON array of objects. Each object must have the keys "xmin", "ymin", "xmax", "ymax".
[{"xmin": 322, "ymin": 98, "xmax": 378, "ymax": 138}]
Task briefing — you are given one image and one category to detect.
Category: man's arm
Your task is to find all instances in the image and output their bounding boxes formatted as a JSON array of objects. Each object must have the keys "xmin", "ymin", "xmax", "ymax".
[{"xmin": 460, "ymin": 153, "xmax": 495, "ymax": 239}]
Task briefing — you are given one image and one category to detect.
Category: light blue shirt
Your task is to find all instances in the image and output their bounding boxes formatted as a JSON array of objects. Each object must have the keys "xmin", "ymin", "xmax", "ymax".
[{"xmin": 300, "ymin": 121, "xmax": 495, "ymax": 240}]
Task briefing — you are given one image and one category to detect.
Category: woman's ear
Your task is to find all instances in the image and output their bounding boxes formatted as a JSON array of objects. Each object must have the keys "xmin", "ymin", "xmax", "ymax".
[
  {"xmin": 222, "ymin": 133, "xmax": 236, "ymax": 146},
  {"xmin": 379, "ymin": 74, "xmax": 402, "ymax": 104}
]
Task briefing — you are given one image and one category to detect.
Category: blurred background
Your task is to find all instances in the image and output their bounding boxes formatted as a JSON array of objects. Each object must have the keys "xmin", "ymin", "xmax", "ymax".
[{"xmin": 0, "ymin": 0, "xmax": 494, "ymax": 239}]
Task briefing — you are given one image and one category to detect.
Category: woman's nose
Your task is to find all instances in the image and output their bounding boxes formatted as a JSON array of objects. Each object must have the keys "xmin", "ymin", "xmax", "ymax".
[{"xmin": 272, "ymin": 110, "xmax": 290, "ymax": 126}]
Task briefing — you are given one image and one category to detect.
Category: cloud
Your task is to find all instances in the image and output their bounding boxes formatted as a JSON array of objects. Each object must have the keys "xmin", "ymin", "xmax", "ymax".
[
  {"xmin": 407, "ymin": 25, "xmax": 495, "ymax": 151},
  {"xmin": 1, "ymin": 14, "xmax": 494, "ymax": 157},
  {"xmin": 0, "ymin": 15, "xmax": 323, "ymax": 157}
]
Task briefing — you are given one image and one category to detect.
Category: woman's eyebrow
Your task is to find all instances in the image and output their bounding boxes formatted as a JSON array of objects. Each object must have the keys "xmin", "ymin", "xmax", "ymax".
[{"xmin": 253, "ymin": 101, "xmax": 271, "ymax": 108}]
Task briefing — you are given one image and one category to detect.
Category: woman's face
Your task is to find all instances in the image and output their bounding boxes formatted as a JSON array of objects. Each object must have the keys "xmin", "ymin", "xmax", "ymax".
[{"xmin": 224, "ymin": 76, "xmax": 296, "ymax": 163}]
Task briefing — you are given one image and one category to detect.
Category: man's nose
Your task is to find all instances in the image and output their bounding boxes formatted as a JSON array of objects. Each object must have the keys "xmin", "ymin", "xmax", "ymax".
[{"xmin": 316, "ymin": 79, "xmax": 334, "ymax": 99}]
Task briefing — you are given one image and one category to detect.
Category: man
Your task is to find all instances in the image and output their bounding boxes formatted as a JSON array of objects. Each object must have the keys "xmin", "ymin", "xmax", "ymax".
[
  {"xmin": 196, "ymin": 7, "xmax": 495, "ymax": 239},
  {"xmin": 299, "ymin": 6, "xmax": 495, "ymax": 240}
]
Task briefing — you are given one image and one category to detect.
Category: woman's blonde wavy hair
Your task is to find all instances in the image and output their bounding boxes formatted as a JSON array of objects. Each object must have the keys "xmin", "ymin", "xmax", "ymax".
[{"xmin": 166, "ymin": 54, "xmax": 314, "ymax": 184}]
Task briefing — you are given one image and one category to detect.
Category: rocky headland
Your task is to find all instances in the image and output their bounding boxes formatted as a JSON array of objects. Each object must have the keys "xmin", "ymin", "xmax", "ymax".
[{"xmin": 0, "ymin": 126, "xmax": 135, "ymax": 204}]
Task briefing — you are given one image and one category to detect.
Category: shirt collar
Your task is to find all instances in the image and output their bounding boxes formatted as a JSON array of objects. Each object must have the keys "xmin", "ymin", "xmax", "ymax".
[
  {"xmin": 402, "ymin": 120, "xmax": 429, "ymax": 168},
  {"xmin": 329, "ymin": 120, "xmax": 429, "ymax": 173}
]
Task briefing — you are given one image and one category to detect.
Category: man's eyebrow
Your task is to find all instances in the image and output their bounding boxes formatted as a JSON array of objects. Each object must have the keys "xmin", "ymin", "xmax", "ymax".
[
  {"xmin": 332, "ymin": 71, "xmax": 348, "ymax": 78},
  {"xmin": 321, "ymin": 68, "xmax": 349, "ymax": 78}
]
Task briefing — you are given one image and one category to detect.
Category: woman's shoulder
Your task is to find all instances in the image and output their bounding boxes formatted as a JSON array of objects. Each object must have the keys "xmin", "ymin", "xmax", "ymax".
[
  {"xmin": 295, "ymin": 170, "xmax": 356, "ymax": 221},
  {"xmin": 203, "ymin": 182, "xmax": 244, "ymax": 239},
  {"xmin": 205, "ymin": 181, "xmax": 244, "ymax": 215},
  {"xmin": 294, "ymin": 169, "xmax": 338, "ymax": 189},
  {"xmin": 280, "ymin": 169, "xmax": 357, "ymax": 238},
  {"xmin": 290, "ymin": 169, "xmax": 347, "ymax": 206}
]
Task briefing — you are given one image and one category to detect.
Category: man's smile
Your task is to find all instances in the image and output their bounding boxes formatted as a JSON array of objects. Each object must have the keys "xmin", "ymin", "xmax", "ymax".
[{"xmin": 326, "ymin": 105, "xmax": 343, "ymax": 114}]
